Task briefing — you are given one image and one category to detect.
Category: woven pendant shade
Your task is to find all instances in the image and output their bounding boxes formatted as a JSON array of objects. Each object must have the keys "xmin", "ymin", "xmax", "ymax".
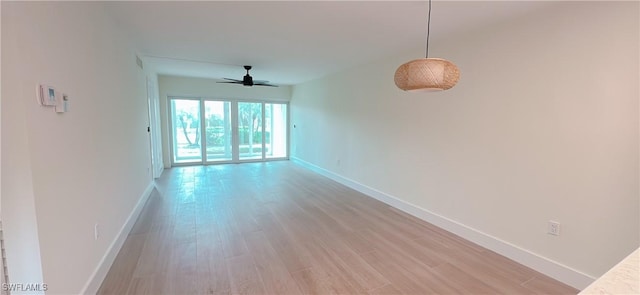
[{"xmin": 394, "ymin": 58, "xmax": 460, "ymax": 91}]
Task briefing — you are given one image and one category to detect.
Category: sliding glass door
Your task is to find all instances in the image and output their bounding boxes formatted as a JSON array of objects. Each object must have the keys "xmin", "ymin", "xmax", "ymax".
[
  {"xmin": 170, "ymin": 98, "xmax": 288, "ymax": 166},
  {"xmin": 265, "ymin": 103, "xmax": 288, "ymax": 158},
  {"xmin": 204, "ymin": 101, "xmax": 232, "ymax": 162},
  {"xmin": 238, "ymin": 102, "xmax": 263, "ymax": 160},
  {"xmin": 171, "ymin": 99, "xmax": 202, "ymax": 164}
]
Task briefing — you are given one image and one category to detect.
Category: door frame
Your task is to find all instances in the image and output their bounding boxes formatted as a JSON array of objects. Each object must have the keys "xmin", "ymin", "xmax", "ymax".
[{"xmin": 146, "ymin": 76, "xmax": 164, "ymax": 178}]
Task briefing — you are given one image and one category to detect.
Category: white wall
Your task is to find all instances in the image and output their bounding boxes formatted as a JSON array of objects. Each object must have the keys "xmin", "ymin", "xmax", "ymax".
[
  {"xmin": 0, "ymin": 1, "xmax": 5, "ymax": 290},
  {"xmin": 291, "ymin": 1, "xmax": 639, "ymax": 288},
  {"xmin": 1, "ymin": 2, "xmax": 152, "ymax": 294},
  {"xmin": 158, "ymin": 75, "xmax": 291, "ymax": 167},
  {"xmin": 0, "ymin": 39, "xmax": 44, "ymax": 293}
]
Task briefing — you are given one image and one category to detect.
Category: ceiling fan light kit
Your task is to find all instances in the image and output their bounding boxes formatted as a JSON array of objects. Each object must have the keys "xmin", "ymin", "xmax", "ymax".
[{"xmin": 395, "ymin": 0, "xmax": 459, "ymax": 92}]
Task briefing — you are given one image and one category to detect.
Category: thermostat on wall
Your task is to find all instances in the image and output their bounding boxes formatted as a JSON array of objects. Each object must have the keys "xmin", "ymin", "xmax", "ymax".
[
  {"xmin": 37, "ymin": 84, "xmax": 70, "ymax": 113},
  {"xmin": 37, "ymin": 84, "xmax": 57, "ymax": 106}
]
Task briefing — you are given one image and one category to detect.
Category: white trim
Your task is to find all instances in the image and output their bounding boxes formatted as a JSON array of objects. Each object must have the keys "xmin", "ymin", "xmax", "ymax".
[
  {"xmin": 291, "ymin": 157, "xmax": 595, "ymax": 290},
  {"xmin": 80, "ymin": 182, "xmax": 155, "ymax": 295}
]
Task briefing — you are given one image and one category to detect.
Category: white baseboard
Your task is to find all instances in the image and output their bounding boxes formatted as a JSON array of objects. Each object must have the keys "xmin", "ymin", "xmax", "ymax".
[
  {"xmin": 80, "ymin": 182, "xmax": 155, "ymax": 295},
  {"xmin": 291, "ymin": 157, "xmax": 595, "ymax": 290}
]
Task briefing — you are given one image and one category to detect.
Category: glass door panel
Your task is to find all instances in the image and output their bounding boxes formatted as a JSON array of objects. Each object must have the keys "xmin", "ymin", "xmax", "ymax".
[
  {"xmin": 171, "ymin": 99, "xmax": 202, "ymax": 164},
  {"xmin": 238, "ymin": 102, "xmax": 263, "ymax": 160},
  {"xmin": 265, "ymin": 103, "xmax": 288, "ymax": 158},
  {"xmin": 204, "ymin": 101, "xmax": 232, "ymax": 162}
]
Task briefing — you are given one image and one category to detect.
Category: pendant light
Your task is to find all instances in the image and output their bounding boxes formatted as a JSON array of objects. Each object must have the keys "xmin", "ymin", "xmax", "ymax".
[{"xmin": 394, "ymin": 0, "xmax": 460, "ymax": 91}]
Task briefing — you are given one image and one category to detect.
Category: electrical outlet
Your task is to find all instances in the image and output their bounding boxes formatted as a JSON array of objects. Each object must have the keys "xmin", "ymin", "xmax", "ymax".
[
  {"xmin": 548, "ymin": 220, "xmax": 561, "ymax": 236},
  {"xmin": 94, "ymin": 224, "xmax": 100, "ymax": 240}
]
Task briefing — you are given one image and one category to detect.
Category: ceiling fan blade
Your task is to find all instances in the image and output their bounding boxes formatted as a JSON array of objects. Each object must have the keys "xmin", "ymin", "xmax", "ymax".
[
  {"xmin": 254, "ymin": 82, "xmax": 278, "ymax": 87},
  {"xmin": 216, "ymin": 81, "xmax": 243, "ymax": 84},
  {"xmin": 223, "ymin": 78, "xmax": 242, "ymax": 82},
  {"xmin": 253, "ymin": 80, "xmax": 269, "ymax": 83}
]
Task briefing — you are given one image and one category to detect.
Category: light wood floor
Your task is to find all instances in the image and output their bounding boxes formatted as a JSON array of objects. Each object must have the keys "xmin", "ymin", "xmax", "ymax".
[{"xmin": 98, "ymin": 162, "xmax": 578, "ymax": 295}]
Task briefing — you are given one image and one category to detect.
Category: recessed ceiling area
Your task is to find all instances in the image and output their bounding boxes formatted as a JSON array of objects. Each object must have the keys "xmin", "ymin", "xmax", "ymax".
[{"xmin": 104, "ymin": 1, "xmax": 560, "ymax": 85}]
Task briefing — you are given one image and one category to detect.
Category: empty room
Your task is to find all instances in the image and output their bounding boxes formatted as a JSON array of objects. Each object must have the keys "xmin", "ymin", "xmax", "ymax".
[{"xmin": 1, "ymin": 1, "xmax": 638, "ymax": 295}]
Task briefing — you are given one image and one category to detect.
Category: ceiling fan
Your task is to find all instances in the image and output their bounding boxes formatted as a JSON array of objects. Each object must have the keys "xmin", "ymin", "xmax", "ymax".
[{"xmin": 217, "ymin": 65, "xmax": 277, "ymax": 87}]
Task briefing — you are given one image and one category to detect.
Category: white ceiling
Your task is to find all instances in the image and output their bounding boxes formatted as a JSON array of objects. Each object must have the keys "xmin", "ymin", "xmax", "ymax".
[{"xmin": 103, "ymin": 1, "xmax": 559, "ymax": 86}]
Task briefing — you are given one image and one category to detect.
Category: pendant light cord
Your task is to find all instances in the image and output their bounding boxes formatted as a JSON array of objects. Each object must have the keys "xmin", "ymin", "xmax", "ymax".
[{"xmin": 425, "ymin": 0, "xmax": 432, "ymax": 58}]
